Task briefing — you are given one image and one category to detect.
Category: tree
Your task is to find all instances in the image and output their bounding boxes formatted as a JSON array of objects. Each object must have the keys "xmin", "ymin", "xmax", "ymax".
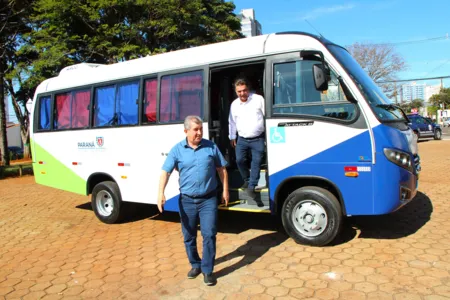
[
  {"xmin": 20, "ymin": 0, "xmax": 242, "ymax": 80},
  {"xmin": 347, "ymin": 43, "xmax": 407, "ymax": 99},
  {"xmin": 6, "ymin": 0, "xmax": 242, "ymax": 161},
  {"xmin": 1, "ymin": 0, "xmax": 34, "ymax": 161},
  {"xmin": 398, "ymin": 98, "xmax": 424, "ymax": 113},
  {"xmin": 429, "ymin": 88, "xmax": 450, "ymax": 110}
]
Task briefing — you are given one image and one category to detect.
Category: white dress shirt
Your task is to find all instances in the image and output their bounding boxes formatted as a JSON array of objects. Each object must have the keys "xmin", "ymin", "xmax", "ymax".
[{"xmin": 228, "ymin": 93, "xmax": 265, "ymax": 140}]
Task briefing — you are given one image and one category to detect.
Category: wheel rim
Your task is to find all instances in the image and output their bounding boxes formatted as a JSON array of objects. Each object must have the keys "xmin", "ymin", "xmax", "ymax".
[
  {"xmin": 95, "ymin": 190, "xmax": 114, "ymax": 217},
  {"xmin": 436, "ymin": 131, "xmax": 441, "ymax": 139},
  {"xmin": 292, "ymin": 200, "xmax": 328, "ymax": 237}
]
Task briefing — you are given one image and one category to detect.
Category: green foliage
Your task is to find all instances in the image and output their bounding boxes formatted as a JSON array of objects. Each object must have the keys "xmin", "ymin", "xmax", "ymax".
[
  {"xmin": 429, "ymin": 88, "xmax": 450, "ymax": 109},
  {"xmin": 398, "ymin": 98, "xmax": 424, "ymax": 113},
  {"xmin": 427, "ymin": 105, "xmax": 439, "ymax": 117},
  {"xmin": 17, "ymin": 0, "xmax": 242, "ymax": 93}
]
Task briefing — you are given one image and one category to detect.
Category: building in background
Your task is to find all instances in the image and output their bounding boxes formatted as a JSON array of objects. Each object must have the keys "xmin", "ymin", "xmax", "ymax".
[
  {"xmin": 238, "ymin": 9, "xmax": 262, "ymax": 38},
  {"xmin": 401, "ymin": 82, "xmax": 425, "ymax": 101},
  {"xmin": 425, "ymin": 84, "xmax": 441, "ymax": 102}
]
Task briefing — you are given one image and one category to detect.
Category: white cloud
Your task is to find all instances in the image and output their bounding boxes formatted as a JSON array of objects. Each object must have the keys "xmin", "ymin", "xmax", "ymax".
[{"xmin": 300, "ymin": 3, "xmax": 356, "ymax": 20}]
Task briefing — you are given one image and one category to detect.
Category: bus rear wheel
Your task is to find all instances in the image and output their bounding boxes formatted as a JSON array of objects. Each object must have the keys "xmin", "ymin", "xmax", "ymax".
[
  {"xmin": 91, "ymin": 181, "xmax": 124, "ymax": 224},
  {"xmin": 281, "ymin": 186, "xmax": 342, "ymax": 246}
]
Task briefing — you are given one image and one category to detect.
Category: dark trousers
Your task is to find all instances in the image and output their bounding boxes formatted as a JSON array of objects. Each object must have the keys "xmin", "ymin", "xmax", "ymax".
[
  {"xmin": 236, "ymin": 135, "xmax": 264, "ymax": 188},
  {"xmin": 178, "ymin": 194, "xmax": 218, "ymax": 275}
]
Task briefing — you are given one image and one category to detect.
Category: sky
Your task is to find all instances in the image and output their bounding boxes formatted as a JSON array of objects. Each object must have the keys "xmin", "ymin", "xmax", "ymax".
[
  {"xmin": 6, "ymin": 0, "xmax": 450, "ymax": 122},
  {"xmin": 234, "ymin": 0, "xmax": 450, "ymax": 87}
]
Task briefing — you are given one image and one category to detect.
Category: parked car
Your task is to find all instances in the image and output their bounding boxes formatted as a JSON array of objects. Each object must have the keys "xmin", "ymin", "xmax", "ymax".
[{"xmin": 407, "ymin": 114, "xmax": 442, "ymax": 140}]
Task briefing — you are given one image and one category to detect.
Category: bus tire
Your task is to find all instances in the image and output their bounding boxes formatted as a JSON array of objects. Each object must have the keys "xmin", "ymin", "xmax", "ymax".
[
  {"xmin": 91, "ymin": 181, "xmax": 124, "ymax": 224},
  {"xmin": 281, "ymin": 186, "xmax": 342, "ymax": 246},
  {"xmin": 434, "ymin": 129, "xmax": 442, "ymax": 140}
]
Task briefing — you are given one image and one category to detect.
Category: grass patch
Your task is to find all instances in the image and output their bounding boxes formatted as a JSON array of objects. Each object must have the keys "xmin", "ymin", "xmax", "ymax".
[{"xmin": 0, "ymin": 164, "xmax": 33, "ymax": 179}]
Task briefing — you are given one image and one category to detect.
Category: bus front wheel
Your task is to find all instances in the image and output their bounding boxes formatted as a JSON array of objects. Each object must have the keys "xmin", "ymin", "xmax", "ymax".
[
  {"xmin": 281, "ymin": 186, "xmax": 342, "ymax": 246},
  {"xmin": 91, "ymin": 181, "xmax": 124, "ymax": 224}
]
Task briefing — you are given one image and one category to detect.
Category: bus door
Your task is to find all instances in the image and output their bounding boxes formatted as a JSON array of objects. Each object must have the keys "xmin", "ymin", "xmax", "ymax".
[{"xmin": 264, "ymin": 52, "xmax": 375, "ymax": 216}]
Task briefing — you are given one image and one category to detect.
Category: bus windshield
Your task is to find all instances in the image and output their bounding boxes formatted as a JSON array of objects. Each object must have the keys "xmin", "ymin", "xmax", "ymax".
[{"xmin": 327, "ymin": 44, "xmax": 405, "ymax": 122}]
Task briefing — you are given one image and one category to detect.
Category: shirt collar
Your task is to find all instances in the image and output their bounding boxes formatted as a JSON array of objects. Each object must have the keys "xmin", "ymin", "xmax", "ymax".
[{"xmin": 182, "ymin": 138, "xmax": 203, "ymax": 149}]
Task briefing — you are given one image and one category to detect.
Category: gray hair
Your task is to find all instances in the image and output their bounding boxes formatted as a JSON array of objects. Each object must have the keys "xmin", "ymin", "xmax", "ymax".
[
  {"xmin": 184, "ymin": 115, "xmax": 203, "ymax": 130},
  {"xmin": 234, "ymin": 78, "xmax": 249, "ymax": 88}
]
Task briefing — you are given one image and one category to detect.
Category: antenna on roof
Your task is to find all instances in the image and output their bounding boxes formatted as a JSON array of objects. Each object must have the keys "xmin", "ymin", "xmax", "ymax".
[{"xmin": 305, "ymin": 19, "xmax": 323, "ymax": 38}]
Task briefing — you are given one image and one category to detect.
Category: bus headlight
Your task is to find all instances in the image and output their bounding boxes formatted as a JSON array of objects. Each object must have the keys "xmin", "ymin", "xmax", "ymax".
[{"xmin": 383, "ymin": 148, "xmax": 413, "ymax": 172}]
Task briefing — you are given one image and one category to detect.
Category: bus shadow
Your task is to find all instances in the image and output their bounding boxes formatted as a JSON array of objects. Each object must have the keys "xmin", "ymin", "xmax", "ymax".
[
  {"xmin": 76, "ymin": 201, "xmax": 283, "ymax": 234},
  {"xmin": 340, "ymin": 191, "xmax": 432, "ymax": 241},
  {"xmin": 77, "ymin": 191, "xmax": 432, "ymax": 244},
  {"xmin": 214, "ymin": 231, "xmax": 288, "ymax": 279},
  {"xmin": 149, "ymin": 210, "xmax": 281, "ymax": 234}
]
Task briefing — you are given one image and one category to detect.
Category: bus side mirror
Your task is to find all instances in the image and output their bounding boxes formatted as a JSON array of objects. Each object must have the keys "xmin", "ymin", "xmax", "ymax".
[{"xmin": 313, "ymin": 64, "xmax": 328, "ymax": 91}]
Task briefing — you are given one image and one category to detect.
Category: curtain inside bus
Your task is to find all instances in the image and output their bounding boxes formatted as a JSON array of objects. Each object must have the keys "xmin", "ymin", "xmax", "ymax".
[
  {"xmin": 144, "ymin": 79, "xmax": 157, "ymax": 123},
  {"xmin": 160, "ymin": 71, "xmax": 203, "ymax": 122}
]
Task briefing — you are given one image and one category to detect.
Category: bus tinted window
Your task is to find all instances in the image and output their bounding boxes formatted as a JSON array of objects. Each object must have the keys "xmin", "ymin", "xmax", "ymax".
[
  {"xmin": 94, "ymin": 80, "xmax": 139, "ymax": 127},
  {"xmin": 38, "ymin": 96, "xmax": 52, "ymax": 130},
  {"xmin": 72, "ymin": 90, "xmax": 90, "ymax": 128},
  {"xmin": 117, "ymin": 81, "xmax": 139, "ymax": 125},
  {"xmin": 55, "ymin": 89, "xmax": 90, "ymax": 130},
  {"xmin": 160, "ymin": 71, "xmax": 203, "ymax": 123},
  {"xmin": 273, "ymin": 61, "xmax": 355, "ymax": 120},
  {"xmin": 143, "ymin": 78, "xmax": 157, "ymax": 123}
]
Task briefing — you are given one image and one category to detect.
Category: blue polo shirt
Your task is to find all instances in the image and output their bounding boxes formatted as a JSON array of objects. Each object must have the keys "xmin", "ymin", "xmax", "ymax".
[{"xmin": 162, "ymin": 138, "xmax": 228, "ymax": 197}]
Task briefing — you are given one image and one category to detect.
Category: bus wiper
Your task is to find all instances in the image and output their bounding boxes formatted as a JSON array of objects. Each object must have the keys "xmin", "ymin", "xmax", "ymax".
[
  {"xmin": 376, "ymin": 104, "xmax": 398, "ymax": 110},
  {"xmin": 376, "ymin": 104, "xmax": 408, "ymax": 122}
]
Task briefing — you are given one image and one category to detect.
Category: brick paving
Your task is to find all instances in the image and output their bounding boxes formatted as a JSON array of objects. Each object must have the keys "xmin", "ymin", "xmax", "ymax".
[{"xmin": 1, "ymin": 140, "xmax": 450, "ymax": 299}]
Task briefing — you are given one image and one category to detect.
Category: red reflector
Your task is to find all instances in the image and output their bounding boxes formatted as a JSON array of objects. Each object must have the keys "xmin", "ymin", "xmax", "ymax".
[
  {"xmin": 72, "ymin": 162, "xmax": 78, "ymax": 165},
  {"xmin": 39, "ymin": 161, "xmax": 44, "ymax": 164},
  {"xmin": 344, "ymin": 166, "xmax": 357, "ymax": 172},
  {"xmin": 118, "ymin": 163, "xmax": 124, "ymax": 167}
]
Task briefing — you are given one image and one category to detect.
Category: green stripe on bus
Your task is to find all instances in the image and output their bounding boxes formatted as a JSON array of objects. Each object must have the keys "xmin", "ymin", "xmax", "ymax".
[{"xmin": 33, "ymin": 142, "xmax": 86, "ymax": 195}]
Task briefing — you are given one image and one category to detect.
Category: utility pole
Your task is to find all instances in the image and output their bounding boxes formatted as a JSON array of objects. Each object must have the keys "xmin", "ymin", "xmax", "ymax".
[{"xmin": 394, "ymin": 81, "xmax": 398, "ymax": 104}]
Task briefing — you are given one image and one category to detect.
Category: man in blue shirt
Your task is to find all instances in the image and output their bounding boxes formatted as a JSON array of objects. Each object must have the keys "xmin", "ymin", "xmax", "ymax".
[{"xmin": 158, "ymin": 115, "xmax": 229, "ymax": 286}]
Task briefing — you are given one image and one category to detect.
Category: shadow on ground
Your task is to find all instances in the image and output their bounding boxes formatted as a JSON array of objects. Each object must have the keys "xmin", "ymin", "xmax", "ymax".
[
  {"xmin": 77, "ymin": 191, "xmax": 432, "ymax": 244},
  {"xmin": 76, "ymin": 201, "xmax": 280, "ymax": 234},
  {"xmin": 214, "ymin": 231, "xmax": 288, "ymax": 278},
  {"xmin": 335, "ymin": 191, "xmax": 433, "ymax": 243}
]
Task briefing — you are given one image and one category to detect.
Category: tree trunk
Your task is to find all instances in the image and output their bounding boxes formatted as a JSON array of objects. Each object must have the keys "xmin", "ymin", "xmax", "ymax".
[
  {"xmin": 0, "ymin": 62, "xmax": 10, "ymax": 166},
  {"xmin": 21, "ymin": 125, "xmax": 30, "ymax": 159},
  {"xmin": 6, "ymin": 79, "xmax": 30, "ymax": 159}
]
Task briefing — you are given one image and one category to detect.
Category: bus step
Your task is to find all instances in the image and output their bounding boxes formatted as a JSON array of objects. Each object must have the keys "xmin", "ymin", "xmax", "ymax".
[
  {"xmin": 218, "ymin": 200, "xmax": 270, "ymax": 213},
  {"xmin": 229, "ymin": 188, "xmax": 269, "ymax": 207}
]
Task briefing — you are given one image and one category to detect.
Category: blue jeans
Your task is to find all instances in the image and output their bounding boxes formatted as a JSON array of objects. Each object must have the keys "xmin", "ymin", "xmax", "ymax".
[
  {"xmin": 178, "ymin": 194, "xmax": 218, "ymax": 275},
  {"xmin": 236, "ymin": 136, "xmax": 265, "ymax": 188}
]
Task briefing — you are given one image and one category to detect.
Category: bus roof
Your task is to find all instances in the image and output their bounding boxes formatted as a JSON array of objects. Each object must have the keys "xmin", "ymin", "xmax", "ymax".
[{"xmin": 35, "ymin": 32, "xmax": 328, "ymax": 95}]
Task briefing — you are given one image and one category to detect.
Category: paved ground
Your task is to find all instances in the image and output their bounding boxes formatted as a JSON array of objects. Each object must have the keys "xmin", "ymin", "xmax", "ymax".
[{"xmin": 1, "ymin": 140, "xmax": 450, "ymax": 300}]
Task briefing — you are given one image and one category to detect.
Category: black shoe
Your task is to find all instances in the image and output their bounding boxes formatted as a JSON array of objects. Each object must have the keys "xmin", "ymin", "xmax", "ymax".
[
  {"xmin": 187, "ymin": 268, "xmax": 201, "ymax": 279},
  {"xmin": 203, "ymin": 273, "xmax": 217, "ymax": 286},
  {"xmin": 240, "ymin": 182, "xmax": 249, "ymax": 189},
  {"xmin": 247, "ymin": 187, "xmax": 256, "ymax": 199}
]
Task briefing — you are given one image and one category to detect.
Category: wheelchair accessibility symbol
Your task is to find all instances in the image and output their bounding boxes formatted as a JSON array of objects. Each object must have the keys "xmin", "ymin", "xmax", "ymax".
[{"xmin": 270, "ymin": 127, "xmax": 285, "ymax": 144}]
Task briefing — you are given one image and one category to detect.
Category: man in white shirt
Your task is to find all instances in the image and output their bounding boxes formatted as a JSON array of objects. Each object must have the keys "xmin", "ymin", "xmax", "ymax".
[{"xmin": 228, "ymin": 78, "xmax": 265, "ymax": 199}]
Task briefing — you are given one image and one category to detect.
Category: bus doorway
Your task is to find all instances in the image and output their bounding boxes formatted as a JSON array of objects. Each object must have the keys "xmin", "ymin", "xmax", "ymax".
[{"xmin": 209, "ymin": 61, "xmax": 269, "ymax": 211}]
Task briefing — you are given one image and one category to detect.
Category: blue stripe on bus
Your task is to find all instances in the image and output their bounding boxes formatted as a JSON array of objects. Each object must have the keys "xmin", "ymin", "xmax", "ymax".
[{"xmin": 269, "ymin": 125, "xmax": 417, "ymax": 216}]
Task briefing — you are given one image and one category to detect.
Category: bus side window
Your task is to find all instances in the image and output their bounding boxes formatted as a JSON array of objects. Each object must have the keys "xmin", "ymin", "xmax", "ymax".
[
  {"xmin": 143, "ymin": 78, "xmax": 157, "ymax": 123},
  {"xmin": 116, "ymin": 81, "xmax": 139, "ymax": 125},
  {"xmin": 38, "ymin": 96, "xmax": 51, "ymax": 130},
  {"xmin": 94, "ymin": 80, "xmax": 139, "ymax": 127},
  {"xmin": 54, "ymin": 89, "xmax": 91, "ymax": 130},
  {"xmin": 160, "ymin": 70, "xmax": 203, "ymax": 123}
]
